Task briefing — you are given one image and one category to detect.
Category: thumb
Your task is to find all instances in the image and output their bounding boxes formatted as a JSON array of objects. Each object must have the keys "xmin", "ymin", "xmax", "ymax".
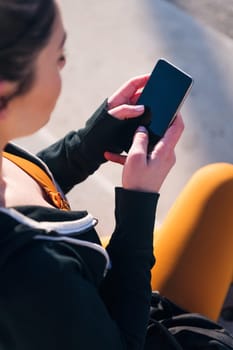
[{"xmin": 129, "ymin": 126, "xmax": 149, "ymax": 156}]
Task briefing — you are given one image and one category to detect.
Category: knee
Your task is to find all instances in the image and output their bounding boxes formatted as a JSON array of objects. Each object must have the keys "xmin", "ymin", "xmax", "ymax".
[
  {"xmin": 159, "ymin": 162, "xmax": 233, "ymax": 236},
  {"xmin": 187, "ymin": 163, "xmax": 233, "ymax": 202},
  {"xmin": 191, "ymin": 163, "xmax": 233, "ymax": 189}
]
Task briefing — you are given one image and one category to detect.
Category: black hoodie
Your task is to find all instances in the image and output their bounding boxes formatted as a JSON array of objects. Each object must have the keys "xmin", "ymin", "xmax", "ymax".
[{"xmin": 0, "ymin": 101, "xmax": 158, "ymax": 350}]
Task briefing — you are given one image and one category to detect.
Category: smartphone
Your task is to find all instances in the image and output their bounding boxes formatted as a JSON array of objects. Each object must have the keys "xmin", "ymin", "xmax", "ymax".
[{"xmin": 137, "ymin": 59, "xmax": 193, "ymax": 145}]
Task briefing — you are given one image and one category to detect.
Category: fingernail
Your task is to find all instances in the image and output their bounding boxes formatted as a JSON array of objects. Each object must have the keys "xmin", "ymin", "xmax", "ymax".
[
  {"xmin": 137, "ymin": 126, "xmax": 148, "ymax": 133},
  {"xmin": 135, "ymin": 105, "xmax": 144, "ymax": 112}
]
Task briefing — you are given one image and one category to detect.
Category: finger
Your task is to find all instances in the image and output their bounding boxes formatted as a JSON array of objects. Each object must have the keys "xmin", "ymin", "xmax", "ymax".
[
  {"xmin": 130, "ymin": 88, "xmax": 144, "ymax": 105},
  {"xmin": 108, "ymin": 104, "xmax": 144, "ymax": 120},
  {"xmin": 162, "ymin": 113, "xmax": 184, "ymax": 149},
  {"xmin": 129, "ymin": 126, "xmax": 149, "ymax": 158},
  {"xmin": 108, "ymin": 74, "xmax": 150, "ymax": 108},
  {"xmin": 104, "ymin": 152, "xmax": 126, "ymax": 165},
  {"xmin": 119, "ymin": 74, "xmax": 150, "ymax": 99},
  {"xmin": 151, "ymin": 114, "xmax": 184, "ymax": 158}
]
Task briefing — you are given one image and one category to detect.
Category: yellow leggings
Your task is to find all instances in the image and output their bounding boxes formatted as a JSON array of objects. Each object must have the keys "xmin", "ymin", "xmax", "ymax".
[
  {"xmin": 151, "ymin": 163, "xmax": 233, "ymax": 321},
  {"xmin": 102, "ymin": 163, "xmax": 233, "ymax": 322}
]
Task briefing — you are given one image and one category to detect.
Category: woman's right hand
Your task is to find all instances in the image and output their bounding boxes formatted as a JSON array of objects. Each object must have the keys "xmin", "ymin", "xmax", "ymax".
[
  {"xmin": 105, "ymin": 114, "xmax": 184, "ymax": 193},
  {"xmin": 123, "ymin": 114, "xmax": 184, "ymax": 193}
]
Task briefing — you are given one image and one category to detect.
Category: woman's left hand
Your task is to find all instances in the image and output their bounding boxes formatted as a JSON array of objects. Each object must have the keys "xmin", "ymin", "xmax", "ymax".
[{"xmin": 107, "ymin": 74, "xmax": 149, "ymax": 120}]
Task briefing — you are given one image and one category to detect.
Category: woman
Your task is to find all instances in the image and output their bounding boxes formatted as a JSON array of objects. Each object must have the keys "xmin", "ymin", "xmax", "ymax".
[
  {"xmin": 1, "ymin": 1, "xmax": 232, "ymax": 350},
  {"xmin": 0, "ymin": 1, "xmax": 183, "ymax": 349}
]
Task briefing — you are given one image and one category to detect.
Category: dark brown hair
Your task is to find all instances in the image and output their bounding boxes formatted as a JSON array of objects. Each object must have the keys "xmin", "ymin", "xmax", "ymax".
[{"xmin": 0, "ymin": 0, "xmax": 56, "ymax": 103}]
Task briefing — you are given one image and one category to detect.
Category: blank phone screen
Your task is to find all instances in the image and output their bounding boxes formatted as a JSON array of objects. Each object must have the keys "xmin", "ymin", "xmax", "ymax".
[{"xmin": 137, "ymin": 59, "xmax": 193, "ymax": 138}]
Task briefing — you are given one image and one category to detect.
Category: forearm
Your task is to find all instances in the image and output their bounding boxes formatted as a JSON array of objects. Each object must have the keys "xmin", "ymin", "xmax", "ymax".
[
  {"xmin": 37, "ymin": 100, "xmax": 140, "ymax": 193},
  {"xmin": 100, "ymin": 188, "xmax": 159, "ymax": 349}
]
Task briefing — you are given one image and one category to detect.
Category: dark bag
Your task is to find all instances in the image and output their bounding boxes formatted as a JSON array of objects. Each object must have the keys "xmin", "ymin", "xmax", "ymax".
[{"xmin": 145, "ymin": 292, "xmax": 233, "ymax": 349}]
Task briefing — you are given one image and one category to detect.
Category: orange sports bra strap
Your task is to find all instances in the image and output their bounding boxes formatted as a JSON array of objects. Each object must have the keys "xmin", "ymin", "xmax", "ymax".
[{"xmin": 2, "ymin": 151, "xmax": 71, "ymax": 211}]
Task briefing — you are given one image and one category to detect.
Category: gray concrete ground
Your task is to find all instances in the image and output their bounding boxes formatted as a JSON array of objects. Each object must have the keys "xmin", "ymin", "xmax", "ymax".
[
  {"xmin": 166, "ymin": 0, "xmax": 233, "ymax": 39},
  {"xmin": 16, "ymin": 0, "xmax": 233, "ymax": 330}
]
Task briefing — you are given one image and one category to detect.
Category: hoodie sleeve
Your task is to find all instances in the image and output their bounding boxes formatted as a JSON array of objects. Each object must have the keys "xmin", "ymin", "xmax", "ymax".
[
  {"xmin": 37, "ymin": 100, "xmax": 145, "ymax": 194},
  {"xmin": 100, "ymin": 188, "xmax": 159, "ymax": 349}
]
